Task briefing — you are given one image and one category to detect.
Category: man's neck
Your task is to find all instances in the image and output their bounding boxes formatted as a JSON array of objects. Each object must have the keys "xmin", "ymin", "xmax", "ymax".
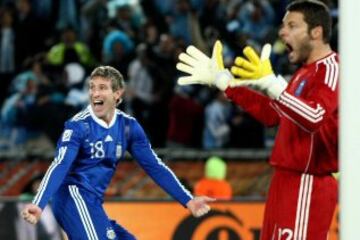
[
  {"xmin": 104, "ymin": 109, "xmax": 115, "ymax": 125},
  {"xmin": 306, "ymin": 43, "xmax": 332, "ymax": 64}
]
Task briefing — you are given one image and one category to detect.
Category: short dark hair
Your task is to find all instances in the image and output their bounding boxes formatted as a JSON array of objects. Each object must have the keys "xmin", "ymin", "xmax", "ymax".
[
  {"xmin": 90, "ymin": 66, "xmax": 125, "ymax": 91},
  {"xmin": 287, "ymin": 0, "xmax": 332, "ymax": 43}
]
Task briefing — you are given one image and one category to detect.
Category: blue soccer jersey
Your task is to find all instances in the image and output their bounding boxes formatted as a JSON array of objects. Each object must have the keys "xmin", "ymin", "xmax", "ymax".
[{"xmin": 32, "ymin": 106, "xmax": 193, "ymax": 209}]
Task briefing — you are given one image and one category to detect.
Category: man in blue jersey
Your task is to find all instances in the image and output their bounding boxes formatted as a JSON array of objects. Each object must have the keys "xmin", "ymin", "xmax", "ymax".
[{"xmin": 21, "ymin": 66, "xmax": 215, "ymax": 239}]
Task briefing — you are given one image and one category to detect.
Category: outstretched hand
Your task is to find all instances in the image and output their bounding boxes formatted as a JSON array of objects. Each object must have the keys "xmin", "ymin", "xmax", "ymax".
[
  {"xmin": 186, "ymin": 196, "xmax": 216, "ymax": 217},
  {"xmin": 229, "ymin": 44, "xmax": 287, "ymax": 99},
  {"xmin": 176, "ymin": 41, "xmax": 232, "ymax": 91},
  {"xmin": 231, "ymin": 44, "xmax": 273, "ymax": 81},
  {"xmin": 21, "ymin": 203, "xmax": 42, "ymax": 224}
]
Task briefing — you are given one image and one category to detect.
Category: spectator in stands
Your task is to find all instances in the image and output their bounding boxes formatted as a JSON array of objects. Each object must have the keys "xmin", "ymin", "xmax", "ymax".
[
  {"xmin": 9, "ymin": 54, "xmax": 49, "ymax": 94},
  {"xmin": 0, "ymin": 7, "xmax": 16, "ymax": 105},
  {"xmin": 126, "ymin": 43, "xmax": 157, "ymax": 131},
  {"xmin": 168, "ymin": 0, "xmax": 193, "ymax": 45},
  {"xmin": 138, "ymin": 21, "xmax": 160, "ymax": 46},
  {"xmin": 19, "ymin": 174, "xmax": 43, "ymax": 201},
  {"xmin": 194, "ymin": 156, "xmax": 232, "ymax": 200},
  {"xmin": 102, "ymin": 20, "xmax": 135, "ymax": 79},
  {"xmin": 153, "ymin": 34, "xmax": 177, "ymax": 80},
  {"xmin": 237, "ymin": 0, "xmax": 275, "ymax": 45},
  {"xmin": 23, "ymin": 62, "xmax": 77, "ymax": 144},
  {"xmin": 47, "ymin": 26, "xmax": 95, "ymax": 68},
  {"xmin": 21, "ymin": 66, "xmax": 215, "ymax": 239},
  {"xmin": 14, "ymin": 0, "xmax": 46, "ymax": 66},
  {"xmin": 1, "ymin": 74, "xmax": 37, "ymax": 147},
  {"xmin": 113, "ymin": 3, "xmax": 145, "ymax": 41},
  {"xmin": 127, "ymin": 43, "xmax": 171, "ymax": 146},
  {"xmin": 203, "ymin": 90, "xmax": 232, "ymax": 149},
  {"xmin": 176, "ymin": 1, "xmax": 338, "ymax": 239},
  {"xmin": 55, "ymin": 0, "xmax": 82, "ymax": 32},
  {"xmin": 0, "ymin": 54, "xmax": 48, "ymax": 147},
  {"xmin": 167, "ymin": 85, "xmax": 203, "ymax": 148},
  {"xmin": 81, "ymin": 0, "xmax": 109, "ymax": 60},
  {"xmin": 63, "ymin": 63, "xmax": 89, "ymax": 111}
]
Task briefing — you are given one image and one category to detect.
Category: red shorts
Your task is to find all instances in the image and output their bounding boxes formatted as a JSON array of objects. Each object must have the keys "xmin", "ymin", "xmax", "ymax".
[{"xmin": 261, "ymin": 168, "xmax": 338, "ymax": 240}]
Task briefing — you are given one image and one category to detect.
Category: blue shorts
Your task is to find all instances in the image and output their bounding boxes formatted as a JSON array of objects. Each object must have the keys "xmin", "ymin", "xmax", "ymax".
[{"xmin": 52, "ymin": 184, "xmax": 136, "ymax": 240}]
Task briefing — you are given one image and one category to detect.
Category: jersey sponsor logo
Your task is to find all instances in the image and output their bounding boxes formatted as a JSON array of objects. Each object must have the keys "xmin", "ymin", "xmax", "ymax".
[
  {"xmin": 116, "ymin": 144, "xmax": 122, "ymax": 158},
  {"xmin": 295, "ymin": 79, "xmax": 307, "ymax": 96},
  {"xmin": 106, "ymin": 228, "xmax": 116, "ymax": 239},
  {"xmin": 62, "ymin": 129, "xmax": 73, "ymax": 142}
]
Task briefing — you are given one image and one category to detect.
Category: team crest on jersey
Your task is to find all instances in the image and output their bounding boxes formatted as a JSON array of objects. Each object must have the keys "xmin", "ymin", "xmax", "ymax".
[
  {"xmin": 295, "ymin": 79, "xmax": 307, "ymax": 96},
  {"xmin": 62, "ymin": 129, "xmax": 73, "ymax": 142},
  {"xmin": 116, "ymin": 144, "xmax": 122, "ymax": 158},
  {"xmin": 106, "ymin": 227, "xmax": 116, "ymax": 239}
]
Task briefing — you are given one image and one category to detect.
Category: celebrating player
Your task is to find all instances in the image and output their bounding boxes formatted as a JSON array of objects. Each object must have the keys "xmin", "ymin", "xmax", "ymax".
[{"xmin": 21, "ymin": 65, "xmax": 215, "ymax": 239}]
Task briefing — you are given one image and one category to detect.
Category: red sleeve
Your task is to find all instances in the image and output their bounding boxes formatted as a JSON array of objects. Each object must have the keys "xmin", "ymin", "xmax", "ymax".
[
  {"xmin": 224, "ymin": 86, "xmax": 280, "ymax": 127},
  {"xmin": 273, "ymin": 60, "xmax": 339, "ymax": 132}
]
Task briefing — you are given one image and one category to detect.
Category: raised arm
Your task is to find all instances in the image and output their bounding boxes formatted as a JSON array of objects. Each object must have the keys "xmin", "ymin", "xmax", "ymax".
[{"xmin": 176, "ymin": 41, "xmax": 282, "ymax": 126}]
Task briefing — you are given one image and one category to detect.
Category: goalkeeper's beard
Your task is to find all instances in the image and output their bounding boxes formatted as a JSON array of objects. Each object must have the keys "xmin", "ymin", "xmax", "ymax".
[{"xmin": 289, "ymin": 36, "xmax": 313, "ymax": 65}]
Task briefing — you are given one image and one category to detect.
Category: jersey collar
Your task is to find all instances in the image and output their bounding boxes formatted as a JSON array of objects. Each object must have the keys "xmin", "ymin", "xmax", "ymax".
[{"xmin": 88, "ymin": 105, "xmax": 117, "ymax": 129}]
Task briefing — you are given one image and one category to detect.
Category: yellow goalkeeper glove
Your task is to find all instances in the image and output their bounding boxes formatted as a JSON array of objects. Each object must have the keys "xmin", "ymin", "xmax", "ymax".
[
  {"xmin": 176, "ymin": 41, "xmax": 232, "ymax": 91},
  {"xmin": 231, "ymin": 44, "xmax": 273, "ymax": 79},
  {"xmin": 229, "ymin": 44, "xmax": 287, "ymax": 99}
]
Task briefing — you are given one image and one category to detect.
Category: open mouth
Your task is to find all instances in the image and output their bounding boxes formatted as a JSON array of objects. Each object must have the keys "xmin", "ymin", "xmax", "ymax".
[
  {"xmin": 93, "ymin": 100, "xmax": 104, "ymax": 108},
  {"xmin": 285, "ymin": 43, "xmax": 294, "ymax": 54},
  {"xmin": 285, "ymin": 43, "xmax": 293, "ymax": 53}
]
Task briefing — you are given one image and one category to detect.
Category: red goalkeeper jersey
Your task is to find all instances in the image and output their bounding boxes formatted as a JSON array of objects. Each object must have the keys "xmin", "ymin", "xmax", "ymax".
[{"xmin": 225, "ymin": 52, "xmax": 339, "ymax": 175}]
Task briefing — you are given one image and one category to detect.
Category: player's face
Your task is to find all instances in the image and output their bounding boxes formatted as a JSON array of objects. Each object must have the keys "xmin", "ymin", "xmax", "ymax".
[
  {"xmin": 89, "ymin": 77, "xmax": 123, "ymax": 123},
  {"xmin": 279, "ymin": 11, "xmax": 313, "ymax": 64}
]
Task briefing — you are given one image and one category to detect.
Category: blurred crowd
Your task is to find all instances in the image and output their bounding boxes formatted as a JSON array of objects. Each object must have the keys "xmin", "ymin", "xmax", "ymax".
[{"xmin": 0, "ymin": 0, "xmax": 338, "ymax": 151}]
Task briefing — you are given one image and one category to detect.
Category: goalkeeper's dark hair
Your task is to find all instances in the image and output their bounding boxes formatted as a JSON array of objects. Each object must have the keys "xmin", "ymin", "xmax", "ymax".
[
  {"xmin": 287, "ymin": 0, "xmax": 332, "ymax": 43},
  {"xmin": 90, "ymin": 66, "xmax": 125, "ymax": 91}
]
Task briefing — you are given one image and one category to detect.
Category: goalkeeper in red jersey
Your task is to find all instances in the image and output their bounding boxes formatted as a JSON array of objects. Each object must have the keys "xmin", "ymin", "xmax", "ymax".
[{"xmin": 176, "ymin": 1, "xmax": 338, "ymax": 239}]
